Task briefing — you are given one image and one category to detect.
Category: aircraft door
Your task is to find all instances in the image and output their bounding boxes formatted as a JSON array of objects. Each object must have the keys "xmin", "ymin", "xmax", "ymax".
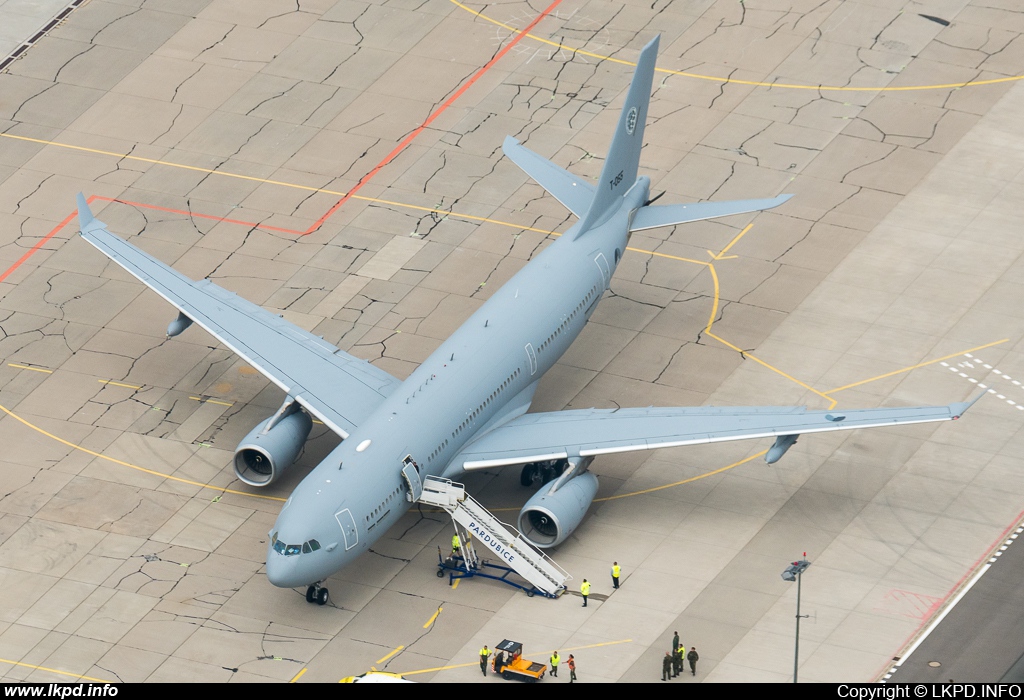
[
  {"xmin": 334, "ymin": 508, "xmax": 358, "ymax": 551},
  {"xmin": 402, "ymin": 456, "xmax": 423, "ymax": 502},
  {"xmin": 594, "ymin": 252, "xmax": 611, "ymax": 287},
  {"xmin": 525, "ymin": 343, "xmax": 537, "ymax": 375}
]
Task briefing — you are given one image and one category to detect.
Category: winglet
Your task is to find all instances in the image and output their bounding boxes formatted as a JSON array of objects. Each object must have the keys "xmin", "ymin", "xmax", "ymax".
[
  {"xmin": 76, "ymin": 193, "xmax": 94, "ymax": 228},
  {"xmin": 950, "ymin": 390, "xmax": 985, "ymax": 419}
]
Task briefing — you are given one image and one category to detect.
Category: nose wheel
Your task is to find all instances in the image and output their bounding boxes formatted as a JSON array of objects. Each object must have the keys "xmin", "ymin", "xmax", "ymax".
[{"xmin": 305, "ymin": 583, "xmax": 329, "ymax": 605}]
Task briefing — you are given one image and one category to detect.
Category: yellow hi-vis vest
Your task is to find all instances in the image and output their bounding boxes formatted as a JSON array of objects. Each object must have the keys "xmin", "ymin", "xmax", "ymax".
[{"xmin": 581, "ymin": 581, "xmax": 591, "ymax": 595}]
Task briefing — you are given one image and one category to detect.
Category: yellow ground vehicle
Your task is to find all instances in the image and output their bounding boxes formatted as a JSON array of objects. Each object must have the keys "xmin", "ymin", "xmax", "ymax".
[{"xmin": 492, "ymin": 639, "xmax": 546, "ymax": 682}]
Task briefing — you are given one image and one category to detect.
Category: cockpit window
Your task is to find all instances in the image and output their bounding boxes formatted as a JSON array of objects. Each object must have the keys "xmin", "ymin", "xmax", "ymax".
[{"xmin": 272, "ymin": 534, "xmax": 321, "ymax": 556}]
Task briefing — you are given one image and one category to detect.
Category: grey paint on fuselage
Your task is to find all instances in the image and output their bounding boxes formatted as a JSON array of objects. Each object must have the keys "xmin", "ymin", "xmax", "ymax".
[
  {"xmin": 266, "ymin": 177, "xmax": 648, "ymax": 588},
  {"xmin": 77, "ymin": 34, "xmax": 974, "ymax": 595}
]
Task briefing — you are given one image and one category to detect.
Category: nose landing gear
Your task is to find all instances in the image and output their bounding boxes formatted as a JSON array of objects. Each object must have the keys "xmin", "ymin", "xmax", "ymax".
[{"xmin": 305, "ymin": 582, "xmax": 329, "ymax": 605}]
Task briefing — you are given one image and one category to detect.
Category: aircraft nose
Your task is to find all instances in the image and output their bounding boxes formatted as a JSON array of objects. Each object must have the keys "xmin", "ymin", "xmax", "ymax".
[{"xmin": 266, "ymin": 547, "xmax": 307, "ymax": 588}]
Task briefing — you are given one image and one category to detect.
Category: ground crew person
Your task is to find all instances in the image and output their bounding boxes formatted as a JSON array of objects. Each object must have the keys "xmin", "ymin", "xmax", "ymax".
[
  {"xmin": 550, "ymin": 650, "xmax": 560, "ymax": 677},
  {"xmin": 672, "ymin": 645, "xmax": 683, "ymax": 677},
  {"xmin": 580, "ymin": 578, "xmax": 590, "ymax": 607},
  {"xmin": 480, "ymin": 645, "xmax": 490, "ymax": 676},
  {"xmin": 687, "ymin": 647, "xmax": 699, "ymax": 676},
  {"xmin": 452, "ymin": 533, "xmax": 461, "ymax": 556},
  {"xmin": 662, "ymin": 651, "xmax": 672, "ymax": 681},
  {"xmin": 611, "ymin": 561, "xmax": 620, "ymax": 589},
  {"xmin": 567, "ymin": 654, "xmax": 576, "ymax": 683}
]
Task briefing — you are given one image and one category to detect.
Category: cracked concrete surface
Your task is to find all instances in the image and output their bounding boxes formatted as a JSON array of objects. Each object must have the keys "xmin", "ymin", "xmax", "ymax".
[{"xmin": 1, "ymin": 0, "xmax": 1024, "ymax": 684}]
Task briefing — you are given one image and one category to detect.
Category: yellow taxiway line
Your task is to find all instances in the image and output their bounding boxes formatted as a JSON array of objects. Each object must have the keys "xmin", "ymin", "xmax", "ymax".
[
  {"xmin": 450, "ymin": 0, "xmax": 1024, "ymax": 92},
  {"xmin": 0, "ymin": 656, "xmax": 112, "ymax": 683}
]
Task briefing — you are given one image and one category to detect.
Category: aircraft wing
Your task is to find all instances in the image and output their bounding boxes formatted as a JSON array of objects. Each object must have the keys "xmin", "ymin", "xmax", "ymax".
[
  {"xmin": 457, "ymin": 399, "xmax": 979, "ymax": 470},
  {"xmin": 76, "ymin": 195, "xmax": 400, "ymax": 438}
]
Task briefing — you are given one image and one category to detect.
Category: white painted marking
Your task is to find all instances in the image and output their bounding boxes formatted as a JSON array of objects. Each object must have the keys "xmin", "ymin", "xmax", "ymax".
[{"xmin": 893, "ymin": 562, "xmax": 993, "ymax": 671}]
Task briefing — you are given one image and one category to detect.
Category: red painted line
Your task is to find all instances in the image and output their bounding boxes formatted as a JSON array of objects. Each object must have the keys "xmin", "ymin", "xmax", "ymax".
[
  {"xmin": 0, "ymin": 196, "xmax": 304, "ymax": 283},
  {"xmin": 304, "ymin": 0, "xmax": 565, "ymax": 234},
  {"xmin": 876, "ymin": 504, "xmax": 1024, "ymax": 680},
  {"xmin": 0, "ymin": 196, "xmax": 92, "ymax": 284},
  {"xmin": 2, "ymin": 4, "xmax": 563, "ymax": 277},
  {"xmin": 101, "ymin": 198, "xmax": 300, "ymax": 235}
]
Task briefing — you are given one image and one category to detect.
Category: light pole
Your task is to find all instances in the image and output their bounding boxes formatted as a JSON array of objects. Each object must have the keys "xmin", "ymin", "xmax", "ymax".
[{"xmin": 781, "ymin": 554, "xmax": 811, "ymax": 683}]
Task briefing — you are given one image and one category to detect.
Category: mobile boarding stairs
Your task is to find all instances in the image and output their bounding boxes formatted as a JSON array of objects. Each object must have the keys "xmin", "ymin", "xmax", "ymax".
[{"xmin": 405, "ymin": 471, "xmax": 570, "ymax": 599}]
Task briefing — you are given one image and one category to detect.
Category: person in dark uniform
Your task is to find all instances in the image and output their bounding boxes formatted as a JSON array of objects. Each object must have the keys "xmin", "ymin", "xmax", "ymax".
[
  {"xmin": 662, "ymin": 651, "xmax": 672, "ymax": 681},
  {"xmin": 495, "ymin": 650, "xmax": 505, "ymax": 675},
  {"xmin": 687, "ymin": 647, "xmax": 699, "ymax": 676},
  {"xmin": 672, "ymin": 631, "xmax": 679, "ymax": 652},
  {"xmin": 672, "ymin": 645, "xmax": 683, "ymax": 677}
]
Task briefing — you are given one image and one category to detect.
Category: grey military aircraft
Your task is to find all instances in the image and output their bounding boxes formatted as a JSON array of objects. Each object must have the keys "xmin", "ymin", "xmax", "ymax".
[{"xmin": 76, "ymin": 36, "xmax": 978, "ymax": 605}]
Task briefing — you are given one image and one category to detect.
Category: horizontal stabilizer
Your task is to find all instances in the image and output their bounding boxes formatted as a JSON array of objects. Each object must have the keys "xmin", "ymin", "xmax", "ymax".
[
  {"xmin": 503, "ymin": 136, "xmax": 595, "ymax": 218},
  {"xmin": 630, "ymin": 194, "xmax": 792, "ymax": 232}
]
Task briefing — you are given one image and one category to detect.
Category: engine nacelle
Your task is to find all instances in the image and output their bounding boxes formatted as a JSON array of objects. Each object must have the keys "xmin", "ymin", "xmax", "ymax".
[
  {"xmin": 517, "ymin": 472, "xmax": 599, "ymax": 549},
  {"xmin": 233, "ymin": 410, "xmax": 313, "ymax": 486}
]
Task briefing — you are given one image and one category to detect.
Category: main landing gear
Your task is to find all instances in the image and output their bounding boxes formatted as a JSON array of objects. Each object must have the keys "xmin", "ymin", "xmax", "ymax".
[
  {"xmin": 305, "ymin": 582, "xmax": 329, "ymax": 605},
  {"xmin": 520, "ymin": 459, "xmax": 568, "ymax": 487}
]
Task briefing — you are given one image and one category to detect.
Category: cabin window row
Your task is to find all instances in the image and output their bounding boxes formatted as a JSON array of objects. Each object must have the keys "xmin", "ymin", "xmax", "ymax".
[
  {"xmin": 366, "ymin": 485, "xmax": 403, "ymax": 523},
  {"xmin": 451, "ymin": 368, "xmax": 522, "ymax": 439},
  {"xmin": 538, "ymin": 286, "xmax": 598, "ymax": 354}
]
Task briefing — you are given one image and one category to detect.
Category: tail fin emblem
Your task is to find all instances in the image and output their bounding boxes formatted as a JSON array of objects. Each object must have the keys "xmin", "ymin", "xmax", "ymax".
[{"xmin": 626, "ymin": 107, "xmax": 638, "ymax": 134}]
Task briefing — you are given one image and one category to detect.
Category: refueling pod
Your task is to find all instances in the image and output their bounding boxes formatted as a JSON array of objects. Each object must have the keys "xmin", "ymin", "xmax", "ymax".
[
  {"xmin": 233, "ymin": 407, "xmax": 313, "ymax": 486},
  {"xmin": 765, "ymin": 434, "xmax": 799, "ymax": 464},
  {"xmin": 517, "ymin": 466, "xmax": 599, "ymax": 549}
]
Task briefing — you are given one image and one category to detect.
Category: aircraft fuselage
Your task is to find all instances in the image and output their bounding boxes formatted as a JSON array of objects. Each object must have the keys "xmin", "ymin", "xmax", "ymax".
[{"xmin": 264, "ymin": 176, "xmax": 651, "ymax": 588}]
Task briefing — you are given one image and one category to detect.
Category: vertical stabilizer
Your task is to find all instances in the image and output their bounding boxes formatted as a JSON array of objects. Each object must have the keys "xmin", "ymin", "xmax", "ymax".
[{"xmin": 576, "ymin": 35, "xmax": 660, "ymax": 235}]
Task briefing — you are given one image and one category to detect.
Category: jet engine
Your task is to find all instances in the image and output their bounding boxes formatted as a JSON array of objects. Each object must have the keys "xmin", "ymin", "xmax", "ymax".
[
  {"xmin": 517, "ymin": 470, "xmax": 599, "ymax": 549},
  {"xmin": 233, "ymin": 408, "xmax": 313, "ymax": 486}
]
